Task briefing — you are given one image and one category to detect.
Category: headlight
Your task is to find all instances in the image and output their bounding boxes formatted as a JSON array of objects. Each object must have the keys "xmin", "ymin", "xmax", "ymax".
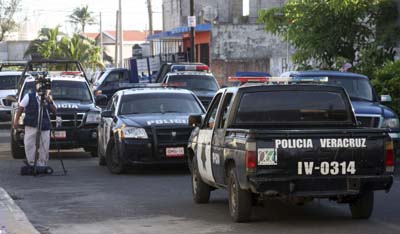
[
  {"xmin": 86, "ymin": 112, "xmax": 101, "ymax": 124},
  {"xmin": 382, "ymin": 118, "xmax": 400, "ymax": 129},
  {"xmin": 121, "ymin": 126, "xmax": 148, "ymax": 139}
]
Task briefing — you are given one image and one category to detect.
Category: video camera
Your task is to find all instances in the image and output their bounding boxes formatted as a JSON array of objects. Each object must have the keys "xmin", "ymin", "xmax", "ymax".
[{"xmin": 34, "ymin": 72, "xmax": 51, "ymax": 96}]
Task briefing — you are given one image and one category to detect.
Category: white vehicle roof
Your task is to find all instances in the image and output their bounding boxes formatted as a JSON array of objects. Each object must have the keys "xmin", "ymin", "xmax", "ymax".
[
  {"xmin": 24, "ymin": 76, "xmax": 88, "ymax": 83},
  {"xmin": 0, "ymin": 71, "xmax": 22, "ymax": 76}
]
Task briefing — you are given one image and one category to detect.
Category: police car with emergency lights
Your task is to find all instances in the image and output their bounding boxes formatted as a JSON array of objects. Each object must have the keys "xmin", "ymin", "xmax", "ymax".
[
  {"xmin": 97, "ymin": 85, "xmax": 205, "ymax": 174},
  {"xmin": 160, "ymin": 64, "xmax": 219, "ymax": 108},
  {"xmin": 10, "ymin": 60, "xmax": 101, "ymax": 159},
  {"xmin": 187, "ymin": 76, "xmax": 394, "ymax": 222}
]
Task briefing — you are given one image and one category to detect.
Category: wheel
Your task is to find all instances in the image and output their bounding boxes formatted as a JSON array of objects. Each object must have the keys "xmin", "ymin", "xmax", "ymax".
[
  {"xmin": 98, "ymin": 145, "xmax": 106, "ymax": 166},
  {"xmin": 349, "ymin": 191, "xmax": 374, "ymax": 219},
  {"xmin": 105, "ymin": 141, "xmax": 126, "ymax": 174},
  {"xmin": 228, "ymin": 167, "xmax": 252, "ymax": 222},
  {"xmin": 191, "ymin": 157, "xmax": 211, "ymax": 203},
  {"xmin": 11, "ymin": 135, "xmax": 25, "ymax": 159},
  {"xmin": 84, "ymin": 147, "xmax": 98, "ymax": 157}
]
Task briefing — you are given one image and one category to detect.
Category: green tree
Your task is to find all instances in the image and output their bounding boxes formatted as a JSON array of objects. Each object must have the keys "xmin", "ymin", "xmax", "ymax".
[
  {"xmin": 372, "ymin": 60, "xmax": 400, "ymax": 114},
  {"xmin": 258, "ymin": 0, "xmax": 400, "ymax": 70},
  {"xmin": 68, "ymin": 5, "xmax": 96, "ymax": 33},
  {"xmin": 0, "ymin": 0, "xmax": 21, "ymax": 41}
]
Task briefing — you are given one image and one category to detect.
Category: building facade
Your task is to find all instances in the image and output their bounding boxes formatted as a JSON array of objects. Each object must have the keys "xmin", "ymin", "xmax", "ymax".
[{"xmin": 158, "ymin": 0, "xmax": 293, "ymax": 83}]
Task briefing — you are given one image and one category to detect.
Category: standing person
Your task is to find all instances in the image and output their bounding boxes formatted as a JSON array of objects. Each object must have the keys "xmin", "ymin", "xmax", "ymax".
[{"xmin": 13, "ymin": 88, "xmax": 57, "ymax": 167}]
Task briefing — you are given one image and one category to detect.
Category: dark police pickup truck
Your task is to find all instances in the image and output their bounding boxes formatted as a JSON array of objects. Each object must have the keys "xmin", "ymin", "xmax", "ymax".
[
  {"xmin": 10, "ymin": 60, "xmax": 101, "ymax": 159},
  {"xmin": 187, "ymin": 77, "xmax": 394, "ymax": 222},
  {"xmin": 97, "ymin": 87, "xmax": 205, "ymax": 174}
]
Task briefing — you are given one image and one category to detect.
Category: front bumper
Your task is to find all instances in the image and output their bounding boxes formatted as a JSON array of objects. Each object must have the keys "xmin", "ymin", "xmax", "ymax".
[
  {"xmin": 14, "ymin": 126, "xmax": 98, "ymax": 149},
  {"xmin": 0, "ymin": 109, "xmax": 11, "ymax": 121},
  {"xmin": 249, "ymin": 175, "xmax": 393, "ymax": 197},
  {"xmin": 117, "ymin": 138, "xmax": 188, "ymax": 166}
]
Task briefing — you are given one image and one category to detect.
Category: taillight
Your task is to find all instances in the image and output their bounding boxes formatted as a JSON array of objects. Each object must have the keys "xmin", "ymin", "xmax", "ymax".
[
  {"xmin": 386, "ymin": 141, "xmax": 395, "ymax": 172},
  {"xmin": 245, "ymin": 142, "xmax": 257, "ymax": 172}
]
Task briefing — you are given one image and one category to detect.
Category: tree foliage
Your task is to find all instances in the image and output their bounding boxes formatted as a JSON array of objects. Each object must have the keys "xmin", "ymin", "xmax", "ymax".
[
  {"xmin": 25, "ymin": 27, "xmax": 104, "ymax": 69},
  {"xmin": 372, "ymin": 60, "xmax": 400, "ymax": 114},
  {"xmin": 258, "ymin": 0, "xmax": 400, "ymax": 71},
  {"xmin": 0, "ymin": 0, "xmax": 21, "ymax": 41},
  {"xmin": 68, "ymin": 5, "xmax": 96, "ymax": 33}
]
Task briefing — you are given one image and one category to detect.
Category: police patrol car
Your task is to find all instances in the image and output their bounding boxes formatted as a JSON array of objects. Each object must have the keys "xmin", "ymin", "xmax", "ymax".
[
  {"xmin": 0, "ymin": 71, "xmax": 22, "ymax": 121},
  {"xmin": 10, "ymin": 60, "xmax": 101, "ymax": 159},
  {"xmin": 97, "ymin": 86, "xmax": 205, "ymax": 174},
  {"xmin": 159, "ymin": 64, "xmax": 218, "ymax": 108},
  {"xmin": 187, "ymin": 76, "xmax": 394, "ymax": 222}
]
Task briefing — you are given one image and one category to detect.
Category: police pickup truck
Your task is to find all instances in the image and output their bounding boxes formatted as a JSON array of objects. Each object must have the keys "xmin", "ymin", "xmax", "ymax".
[
  {"xmin": 10, "ymin": 60, "xmax": 101, "ymax": 158},
  {"xmin": 97, "ymin": 85, "xmax": 205, "ymax": 174},
  {"xmin": 187, "ymin": 77, "xmax": 394, "ymax": 222}
]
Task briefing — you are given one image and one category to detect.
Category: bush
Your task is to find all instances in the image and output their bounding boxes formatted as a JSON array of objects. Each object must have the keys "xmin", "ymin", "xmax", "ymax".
[{"xmin": 372, "ymin": 60, "xmax": 400, "ymax": 115}]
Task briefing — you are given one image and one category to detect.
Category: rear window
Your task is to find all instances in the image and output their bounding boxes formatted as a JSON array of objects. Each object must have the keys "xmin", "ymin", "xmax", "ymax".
[
  {"xmin": 235, "ymin": 91, "xmax": 350, "ymax": 125},
  {"xmin": 120, "ymin": 93, "xmax": 204, "ymax": 115}
]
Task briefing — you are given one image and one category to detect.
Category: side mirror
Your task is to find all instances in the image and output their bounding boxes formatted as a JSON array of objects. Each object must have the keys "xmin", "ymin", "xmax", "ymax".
[
  {"xmin": 6, "ymin": 95, "xmax": 17, "ymax": 103},
  {"xmin": 381, "ymin": 95, "xmax": 392, "ymax": 103},
  {"xmin": 188, "ymin": 114, "xmax": 202, "ymax": 127},
  {"xmin": 101, "ymin": 110, "xmax": 113, "ymax": 118},
  {"xmin": 95, "ymin": 94, "xmax": 108, "ymax": 106}
]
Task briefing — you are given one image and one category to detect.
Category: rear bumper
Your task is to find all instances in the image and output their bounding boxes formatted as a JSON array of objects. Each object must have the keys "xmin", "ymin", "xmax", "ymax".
[{"xmin": 249, "ymin": 175, "xmax": 393, "ymax": 197}]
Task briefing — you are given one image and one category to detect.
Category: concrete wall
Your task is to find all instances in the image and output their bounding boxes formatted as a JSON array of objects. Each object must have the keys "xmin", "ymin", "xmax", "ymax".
[
  {"xmin": 0, "ymin": 41, "xmax": 31, "ymax": 62},
  {"xmin": 211, "ymin": 24, "xmax": 294, "ymax": 83}
]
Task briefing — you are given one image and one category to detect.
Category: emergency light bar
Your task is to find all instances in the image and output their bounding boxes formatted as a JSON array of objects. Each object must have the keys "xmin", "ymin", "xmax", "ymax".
[
  {"xmin": 171, "ymin": 65, "xmax": 209, "ymax": 72},
  {"xmin": 228, "ymin": 76, "xmax": 329, "ymax": 84}
]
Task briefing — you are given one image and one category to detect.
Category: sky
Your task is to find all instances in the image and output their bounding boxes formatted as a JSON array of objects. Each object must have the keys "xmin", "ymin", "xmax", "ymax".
[{"xmin": 18, "ymin": 0, "xmax": 163, "ymax": 34}]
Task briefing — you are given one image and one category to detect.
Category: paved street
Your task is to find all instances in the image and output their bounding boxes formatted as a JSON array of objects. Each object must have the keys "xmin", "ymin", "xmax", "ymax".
[{"xmin": 0, "ymin": 129, "xmax": 400, "ymax": 234}]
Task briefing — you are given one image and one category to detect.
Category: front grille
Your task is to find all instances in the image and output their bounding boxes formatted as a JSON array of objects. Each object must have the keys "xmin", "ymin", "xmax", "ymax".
[
  {"xmin": 50, "ymin": 113, "xmax": 85, "ymax": 128},
  {"xmin": 146, "ymin": 126, "xmax": 193, "ymax": 145},
  {"xmin": 356, "ymin": 116, "xmax": 380, "ymax": 128},
  {"xmin": 1, "ymin": 98, "xmax": 12, "ymax": 107}
]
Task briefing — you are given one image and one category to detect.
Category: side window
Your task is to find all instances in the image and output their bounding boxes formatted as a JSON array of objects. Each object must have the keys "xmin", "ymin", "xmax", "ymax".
[
  {"xmin": 217, "ymin": 93, "xmax": 233, "ymax": 129},
  {"xmin": 203, "ymin": 94, "xmax": 222, "ymax": 129}
]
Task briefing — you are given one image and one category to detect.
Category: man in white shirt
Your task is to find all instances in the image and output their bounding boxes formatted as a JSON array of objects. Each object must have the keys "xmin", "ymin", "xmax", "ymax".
[{"xmin": 13, "ymin": 91, "xmax": 57, "ymax": 166}]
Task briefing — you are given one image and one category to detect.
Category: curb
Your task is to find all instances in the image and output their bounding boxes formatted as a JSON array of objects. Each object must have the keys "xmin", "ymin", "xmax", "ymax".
[{"xmin": 0, "ymin": 187, "xmax": 40, "ymax": 234}]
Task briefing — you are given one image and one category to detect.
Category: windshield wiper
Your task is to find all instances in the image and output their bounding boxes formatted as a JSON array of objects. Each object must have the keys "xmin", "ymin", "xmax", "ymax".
[{"xmin": 193, "ymin": 88, "xmax": 216, "ymax": 91}]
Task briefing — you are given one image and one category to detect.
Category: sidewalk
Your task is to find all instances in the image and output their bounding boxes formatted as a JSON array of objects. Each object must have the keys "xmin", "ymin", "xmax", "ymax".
[{"xmin": 0, "ymin": 188, "xmax": 40, "ymax": 234}]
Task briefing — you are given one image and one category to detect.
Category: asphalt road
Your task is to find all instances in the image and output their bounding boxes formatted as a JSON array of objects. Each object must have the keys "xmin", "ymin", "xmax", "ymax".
[{"xmin": 0, "ymin": 128, "xmax": 400, "ymax": 234}]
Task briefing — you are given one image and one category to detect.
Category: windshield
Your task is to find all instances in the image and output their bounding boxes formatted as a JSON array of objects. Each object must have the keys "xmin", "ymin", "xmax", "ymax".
[
  {"xmin": 167, "ymin": 75, "xmax": 219, "ymax": 92},
  {"xmin": 22, "ymin": 81, "xmax": 92, "ymax": 102},
  {"xmin": 0, "ymin": 75, "xmax": 20, "ymax": 90},
  {"xmin": 326, "ymin": 76, "xmax": 374, "ymax": 101},
  {"xmin": 120, "ymin": 93, "xmax": 204, "ymax": 115},
  {"xmin": 235, "ymin": 91, "xmax": 350, "ymax": 125}
]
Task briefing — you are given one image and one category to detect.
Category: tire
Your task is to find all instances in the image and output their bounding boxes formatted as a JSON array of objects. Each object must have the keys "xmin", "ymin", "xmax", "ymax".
[
  {"xmin": 191, "ymin": 158, "xmax": 211, "ymax": 203},
  {"xmin": 11, "ymin": 135, "xmax": 25, "ymax": 159},
  {"xmin": 98, "ymin": 145, "xmax": 106, "ymax": 166},
  {"xmin": 228, "ymin": 167, "xmax": 252, "ymax": 222},
  {"xmin": 105, "ymin": 141, "xmax": 126, "ymax": 174},
  {"xmin": 84, "ymin": 147, "xmax": 98, "ymax": 157},
  {"xmin": 349, "ymin": 191, "xmax": 374, "ymax": 219}
]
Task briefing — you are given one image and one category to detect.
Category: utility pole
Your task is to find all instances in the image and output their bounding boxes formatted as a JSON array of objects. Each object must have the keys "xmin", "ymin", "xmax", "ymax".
[
  {"xmin": 99, "ymin": 12, "xmax": 104, "ymax": 63},
  {"xmin": 115, "ymin": 10, "xmax": 119, "ymax": 67},
  {"xmin": 147, "ymin": 0, "xmax": 154, "ymax": 55},
  {"xmin": 189, "ymin": 0, "xmax": 196, "ymax": 62},
  {"xmin": 119, "ymin": 0, "xmax": 123, "ymax": 68}
]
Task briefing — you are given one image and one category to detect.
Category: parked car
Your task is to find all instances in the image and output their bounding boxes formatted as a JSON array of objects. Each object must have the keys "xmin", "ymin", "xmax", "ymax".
[
  {"xmin": 281, "ymin": 70, "xmax": 400, "ymax": 157},
  {"xmin": 161, "ymin": 70, "xmax": 219, "ymax": 108},
  {"xmin": 97, "ymin": 87, "xmax": 205, "ymax": 174},
  {"xmin": 10, "ymin": 60, "xmax": 101, "ymax": 159},
  {"xmin": 187, "ymin": 77, "xmax": 394, "ymax": 222},
  {"xmin": 0, "ymin": 71, "xmax": 22, "ymax": 121}
]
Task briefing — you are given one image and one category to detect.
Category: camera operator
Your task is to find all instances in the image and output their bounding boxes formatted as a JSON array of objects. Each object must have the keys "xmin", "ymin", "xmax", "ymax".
[{"xmin": 13, "ymin": 85, "xmax": 57, "ymax": 167}]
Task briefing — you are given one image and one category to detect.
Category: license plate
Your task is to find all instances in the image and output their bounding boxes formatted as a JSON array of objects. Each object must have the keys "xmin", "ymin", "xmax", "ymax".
[
  {"xmin": 166, "ymin": 147, "xmax": 184, "ymax": 157},
  {"xmin": 52, "ymin": 131, "xmax": 66, "ymax": 139},
  {"xmin": 298, "ymin": 161, "xmax": 356, "ymax": 176}
]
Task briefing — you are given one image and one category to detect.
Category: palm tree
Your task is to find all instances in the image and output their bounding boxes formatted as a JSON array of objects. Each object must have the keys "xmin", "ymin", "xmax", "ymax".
[{"xmin": 68, "ymin": 5, "xmax": 96, "ymax": 33}]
